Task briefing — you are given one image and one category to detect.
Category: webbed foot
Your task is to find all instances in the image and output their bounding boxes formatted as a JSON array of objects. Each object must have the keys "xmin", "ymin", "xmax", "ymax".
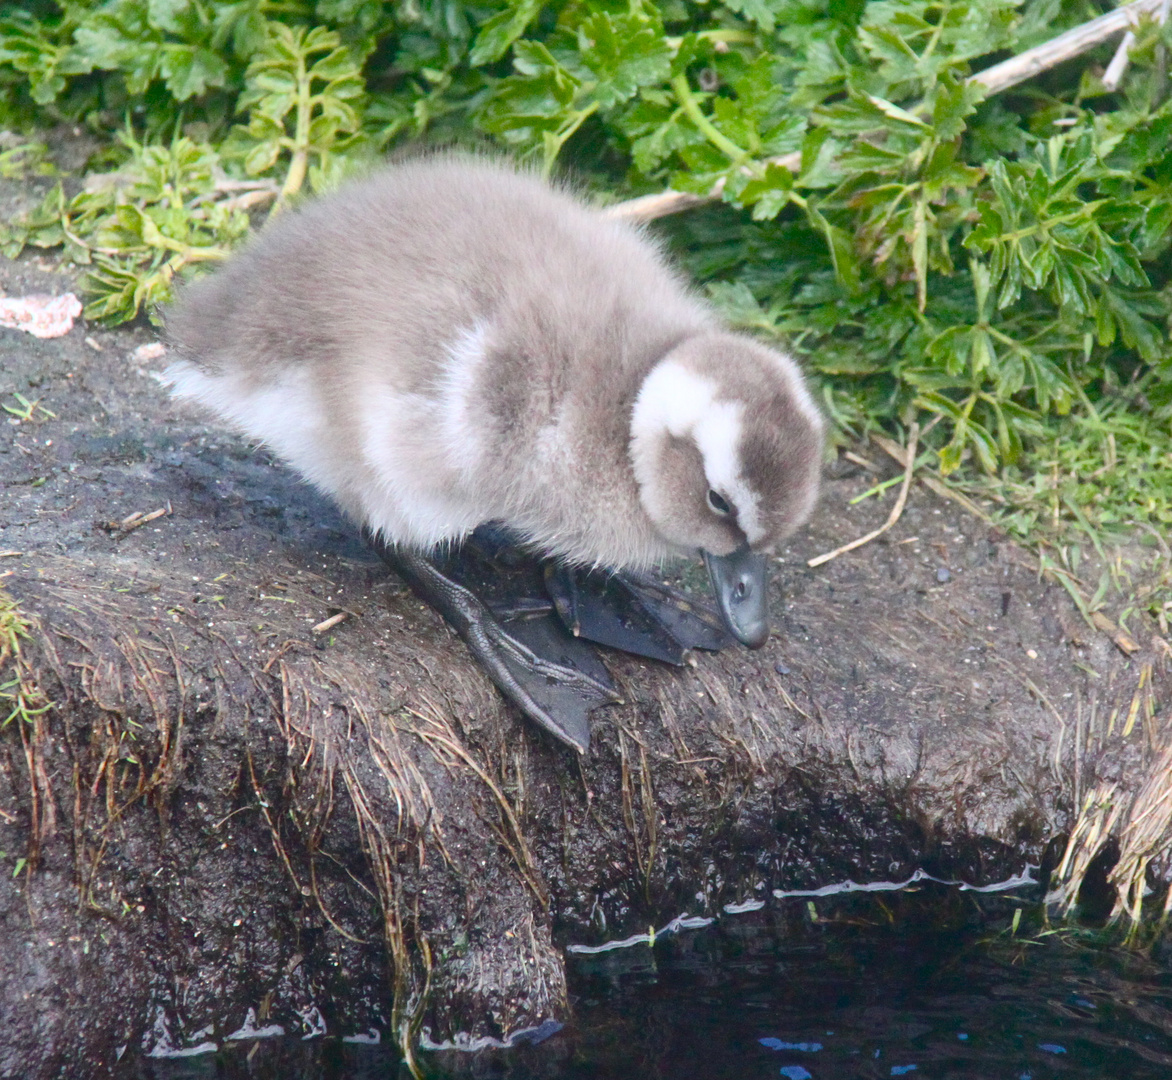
[
  {"xmin": 544, "ymin": 564, "xmax": 732, "ymax": 664},
  {"xmin": 368, "ymin": 531, "xmax": 618, "ymax": 753},
  {"xmin": 368, "ymin": 525, "xmax": 743, "ymax": 753}
]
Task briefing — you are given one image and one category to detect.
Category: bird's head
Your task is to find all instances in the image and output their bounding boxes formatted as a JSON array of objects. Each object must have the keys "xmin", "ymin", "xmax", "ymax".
[{"xmin": 629, "ymin": 332, "xmax": 824, "ymax": 648}]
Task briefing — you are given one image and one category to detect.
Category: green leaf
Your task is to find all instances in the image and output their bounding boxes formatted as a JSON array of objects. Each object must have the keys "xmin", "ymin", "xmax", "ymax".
[
  {"xmin": 309, "ymin": 46, "xmax": 357, "ymax": 82},
  {"xmin": 478, "ymin": 36, "xmax": 589, "ymax": 147},
  {"xmin": 720, "ymin": 0, "xmax": 786, "ymax": 32},
  {"xmin": 621, "ymin": 96, "xmax": 702, "ymax": 173},
  {"xmin": 252, "ymin": 68, "xmax": 298, "ymax": 95},
  {"xmin": 858, "ymin": 0, "xmax": 1020, "ymax": 87},
  {"xmin": 160, "ymin": 44, "xmax": 228, "ymax": 100},
  {"xmin": 148, "ymin": 0, "xmax": 196, "ymax": 37},
  {"xmin": 929, "ymin": 75, "xmax": 974, "ymax": 139},
  {"xmin": 737, "ymin": 160, "xmax": 795, "ymax": 221},
  {"xmin": 469, "ymin": 0, "xmax": 544, "ymax": 66},
  {"xmin": 706, "ymin": 280, "xmax": 781, "ymax": 333},
  {"xmin": 576, "ymin": 10, "xmax": 671, "ymax": 110},
  {"xmin": 805, "ymin": 203, "xmax": 861, "ymax": 294},
  {"xmin": 243, "ymin": 137, "xmax": 281, "ymax": 175},
  {"xmin": 863, "ymin": 92, "xmax": 929, "ymax": 130},
  {"xmin": 1102, "ymin": 289, "xmax": 1167, "ymax": 364}
]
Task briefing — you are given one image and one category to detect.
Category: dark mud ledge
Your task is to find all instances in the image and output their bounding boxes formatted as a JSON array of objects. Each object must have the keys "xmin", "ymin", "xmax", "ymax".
[{"xmin": 2, "ymin": 252, "xmax": 1169, "ymax": 1078}]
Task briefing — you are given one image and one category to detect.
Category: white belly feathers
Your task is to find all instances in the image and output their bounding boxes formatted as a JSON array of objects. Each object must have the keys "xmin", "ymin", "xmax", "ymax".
[{"xmin": 167, "ymin": 321, "xmax": 499, "ymax": 550}]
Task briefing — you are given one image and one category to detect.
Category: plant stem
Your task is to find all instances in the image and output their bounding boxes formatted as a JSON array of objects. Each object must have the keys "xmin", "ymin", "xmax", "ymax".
[
  {"xmin": 670, "ymin": 73, "xmax": 748, "ymax": 164},
  {"xmin": 996, "ymin": 202, "xmax": 1108, "ymax": 243},
  {"xmin": 665, "ymin": 29, "xmax": 756, "ymax": 49},
  {"xmin": 276, "ymin": 46, "xmax": 313, "ymax": 211},
  {"xmin": 543, "ymin": 101, "xmax": 599, "ymax": 177}
]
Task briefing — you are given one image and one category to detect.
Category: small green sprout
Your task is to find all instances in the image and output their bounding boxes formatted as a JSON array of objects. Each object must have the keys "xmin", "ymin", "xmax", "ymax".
[{"xmin": 2, "ymin": 392, "xmax": 55, "ymax": 422}]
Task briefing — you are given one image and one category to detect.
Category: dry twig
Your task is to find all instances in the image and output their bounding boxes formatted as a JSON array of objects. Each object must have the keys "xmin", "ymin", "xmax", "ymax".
[
  {"xmin": 1092, "ymin": 610, "xmax": 1140, "ymax": 655},
  {"xmin": 982, "ymin": 0, "xmax": 1167, "ymax": 93},
  {"xmin": 1102, "ymin": 0, "xmax": 1171, "ymax": 89},
  {"xmin": 103, "ymin": 503, "xmax": 172, "ymax": 536},
  {"xmin": 312, "ymin": 611, "xmax": 351, "ymax": 635},
  {"xmin": 808, "ymin": 421, "xmax": 919, "ymax": 568},
  {"xmin": 870, "ymin": 433, "xmax": 992, "ymax": 523}
]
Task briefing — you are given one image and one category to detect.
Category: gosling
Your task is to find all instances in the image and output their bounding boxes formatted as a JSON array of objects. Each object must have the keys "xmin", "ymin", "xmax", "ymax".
[{"xmin": 165, "ymin": 155, "xmax": 823, "ymax": 751}]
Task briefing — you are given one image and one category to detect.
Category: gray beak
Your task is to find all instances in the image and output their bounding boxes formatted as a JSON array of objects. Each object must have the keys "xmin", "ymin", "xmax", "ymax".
[{"xmin": 703, "ymin": 544, "xmax": 770, "ymax": 649}]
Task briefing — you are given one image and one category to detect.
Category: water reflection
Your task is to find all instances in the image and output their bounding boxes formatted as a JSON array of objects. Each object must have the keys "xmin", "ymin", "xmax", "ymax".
[
  {"xmin": 125, "ymin": 886, "xmax": 1172, "ymax": 1079},
  {"xmin": 561, "ymin": 888, "xmax": 1172, "ymax": 1080}
]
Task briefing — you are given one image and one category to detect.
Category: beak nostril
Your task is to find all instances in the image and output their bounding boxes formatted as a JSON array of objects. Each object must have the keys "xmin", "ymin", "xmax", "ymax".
[{"xmin": 705, "ymin": 530, "xmax": 772, "ymax": 650}]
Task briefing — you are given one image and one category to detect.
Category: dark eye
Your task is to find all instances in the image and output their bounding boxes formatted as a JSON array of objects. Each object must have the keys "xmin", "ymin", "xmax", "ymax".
[{"xmin": 707, "ymin": 489, "xmax": 731, "ymax": 516}]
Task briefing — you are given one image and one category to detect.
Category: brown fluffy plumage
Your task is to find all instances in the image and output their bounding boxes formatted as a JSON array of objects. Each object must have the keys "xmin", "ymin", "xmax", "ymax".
[{"xmin": 165, "ymin": 156, "xmax": 823, "ymax": 571}]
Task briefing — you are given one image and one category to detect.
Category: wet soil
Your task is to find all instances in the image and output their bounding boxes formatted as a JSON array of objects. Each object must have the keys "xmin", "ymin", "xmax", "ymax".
[{"xmin": 0, "ymin": 247, "xmax": 1167, "ymax": 1078}]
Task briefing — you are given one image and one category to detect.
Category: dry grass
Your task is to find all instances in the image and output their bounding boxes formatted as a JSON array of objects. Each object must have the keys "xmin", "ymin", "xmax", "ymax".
[
  {"xmin": 1049, "ymin": 781, "xmax": 1125, "ymax": 911},
  {"xmin": 263, "ymin": 648, "xmax": 570, "ymax": 1070},
  {"xmin": 6, "ymin": 559, "xmax": 579, "ymax": 1073},
  {"xmin": 618, "ymin": 724, "xmax": 659, "ymax": 904},
  {"xmin": 264, "ymin": 649, "xmax": 452, "ymax": 1073},
  {"xmin": 1111, "ymin": 737, "xmax": 1172, "ymax": 928},
  {"xmin": 1048, "ymin": 665, "xmax": 1172, "ymax": 932}
]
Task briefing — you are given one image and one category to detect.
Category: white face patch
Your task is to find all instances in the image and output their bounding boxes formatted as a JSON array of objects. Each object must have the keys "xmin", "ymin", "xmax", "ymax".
[
  {"xmin": 695, "ymin": 402, "xmax": 764, "ymax": 544},
  {"xmin": 630, "ymin": 359, "xmax": 764, "ymax": 544}
]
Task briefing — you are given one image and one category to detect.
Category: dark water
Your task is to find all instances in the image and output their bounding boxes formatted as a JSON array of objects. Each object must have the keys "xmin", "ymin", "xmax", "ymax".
[{"xmin": 127, "ymin": 883, "xmax": 1172, "ymax": 1080}]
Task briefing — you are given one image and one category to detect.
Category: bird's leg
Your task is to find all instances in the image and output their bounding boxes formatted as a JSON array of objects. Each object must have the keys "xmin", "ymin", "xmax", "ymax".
[
  {"xmin": 544, "ymin": 564, "xmax": 733, "ymax": 665},
  {"xmin": 469, "ymin": 523, "xmax": 734, "ymax": 662},
  {"xmin": 487, "ymin": 596, "xmax": 555, "ymax": 621},
  {"xmin": 368, "ymin": 532, "xmax": 619, "ymax": 754}
]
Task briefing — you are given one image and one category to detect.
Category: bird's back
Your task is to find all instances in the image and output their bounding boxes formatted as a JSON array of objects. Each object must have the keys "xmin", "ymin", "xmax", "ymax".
[
  {"xmin": 166, "ymin": 156, "xmax": 713, "ymax": 560},
  {"xmin": 167, "ymin": 157, "xmax": 707, "ymax": 392}
]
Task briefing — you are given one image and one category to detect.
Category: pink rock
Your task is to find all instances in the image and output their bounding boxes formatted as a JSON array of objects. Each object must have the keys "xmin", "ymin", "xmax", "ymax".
[{"xmin": 0, "ymin": 293, "xmax": 82, "ymax": 338}]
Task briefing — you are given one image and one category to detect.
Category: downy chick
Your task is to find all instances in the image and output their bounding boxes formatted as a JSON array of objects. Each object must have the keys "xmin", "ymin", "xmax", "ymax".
[{"xmin": 165, "ymin": 155, "xmax": 823, "ymax": 745}]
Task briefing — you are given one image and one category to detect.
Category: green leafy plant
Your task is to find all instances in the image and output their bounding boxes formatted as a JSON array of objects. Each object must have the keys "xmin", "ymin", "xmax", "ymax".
[
  {"xmin": 231, "ymin": 22, "xmax": 367, "ymax": 201},
  {"xmin": 0, "ymin": 0, "xmax": 1169, "ymax": 554},
  {"xmin": 479, "ymin": 4, "xmax": 674, "ymax": 174},
  {"xmin": 3, "ymin": 128, "xmax": 251, "ymax": 321}
]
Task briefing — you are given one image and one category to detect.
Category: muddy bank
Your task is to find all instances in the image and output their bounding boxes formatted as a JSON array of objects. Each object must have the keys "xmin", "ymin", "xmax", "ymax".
[{"xmin": 0, "ymin": 249, "xmax": 1168, "ymax": 1077}]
